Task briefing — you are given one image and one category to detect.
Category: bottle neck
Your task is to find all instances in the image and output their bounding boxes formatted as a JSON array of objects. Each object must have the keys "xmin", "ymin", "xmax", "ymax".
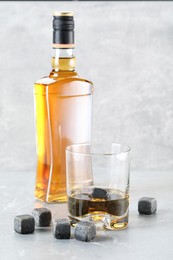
[{"xmin": 51, "ymin": 48, "xmax": 76, "ymax": 72}]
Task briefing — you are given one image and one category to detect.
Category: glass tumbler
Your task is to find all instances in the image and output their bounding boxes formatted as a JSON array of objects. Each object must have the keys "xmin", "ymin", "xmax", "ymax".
[{"xmin": 66, "ymin": 143, "xmax": 131, "ymax": 230}]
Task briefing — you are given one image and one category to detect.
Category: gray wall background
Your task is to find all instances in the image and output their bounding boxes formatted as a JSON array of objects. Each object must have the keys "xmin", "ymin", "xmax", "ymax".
[{"xmin": 0, "ymin": 1, "xmax": 173, "ymax": 172}]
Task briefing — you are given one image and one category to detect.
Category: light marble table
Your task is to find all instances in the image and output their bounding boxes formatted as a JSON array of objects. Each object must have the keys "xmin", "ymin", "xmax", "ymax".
[{"xmin": 1, "ymin": 171, "xmax": 173, "ymax": 260}]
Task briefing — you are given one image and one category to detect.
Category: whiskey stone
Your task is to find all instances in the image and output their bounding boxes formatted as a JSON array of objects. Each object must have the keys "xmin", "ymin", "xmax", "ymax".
[
  {"xmin": 90, "ymin": 187, "xmax": 109, "ymax": 200},
  {"xmin": 53, "ymin": 219, "xmax": 71, "ymax": 239},
  {"xmin": 32, "ymin": 208, "xmax": 52, "ymax": 227},
  {"xmin": 14, "ymin": 214, "xmax": 35, "ymax": 234},
  {"xmin": 107, "ymin": 198, "xmax": 129, "ymax": 216},
  {"xmin": 138, "ymin": 197, "xmax": 157, "ymax": 215},
  {"xmin": 68, "ymin": 196, "xmax": 89, "ymax": 216},
  {"xmin": 74, "ymin": 221, "xmax": 96, "ymax": 242}
]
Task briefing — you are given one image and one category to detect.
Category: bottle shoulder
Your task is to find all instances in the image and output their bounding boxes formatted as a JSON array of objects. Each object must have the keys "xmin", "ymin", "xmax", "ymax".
[
  {"xmin": 35, "ymin": 74, "xmax": 93, "ymax": 86},
  {"xmin": 34, "ymin": 75, "xmax": 93, "ymax": 96}
]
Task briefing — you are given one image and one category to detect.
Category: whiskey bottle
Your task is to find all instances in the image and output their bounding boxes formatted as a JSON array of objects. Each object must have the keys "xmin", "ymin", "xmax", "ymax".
[{"xmin": 34, "ymin": 12, "xmax": 93, "ymax": 203}]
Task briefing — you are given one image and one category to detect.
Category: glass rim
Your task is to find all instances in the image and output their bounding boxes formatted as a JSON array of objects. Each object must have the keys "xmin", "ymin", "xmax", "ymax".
[{"xmin": 66, "ymin": 142, "xmax": 131, "ymax": 156}]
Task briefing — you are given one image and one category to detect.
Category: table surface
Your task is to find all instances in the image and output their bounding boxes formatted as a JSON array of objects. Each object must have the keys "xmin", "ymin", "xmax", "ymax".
[{"xmin": 1, "ymin": 171, "xmax": 173, "ymax": 260}]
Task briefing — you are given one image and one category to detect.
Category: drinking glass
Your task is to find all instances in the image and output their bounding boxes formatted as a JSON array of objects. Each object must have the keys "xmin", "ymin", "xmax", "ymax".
[{"xmin": 66, "ymin": 143, "xmax": 131, "ymax": 230}]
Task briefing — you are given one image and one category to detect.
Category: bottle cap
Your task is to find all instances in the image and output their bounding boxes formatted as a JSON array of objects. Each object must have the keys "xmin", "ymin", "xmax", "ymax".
[{"xmin": 52, "ymin": 11, "xmax": 75, "ymax": 48}]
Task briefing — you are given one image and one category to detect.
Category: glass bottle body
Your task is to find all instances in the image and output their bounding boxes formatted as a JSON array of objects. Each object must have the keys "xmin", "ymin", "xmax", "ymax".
[{"xmin": 34, "ymin": 49, "xmax": 93, "ymax": 203}]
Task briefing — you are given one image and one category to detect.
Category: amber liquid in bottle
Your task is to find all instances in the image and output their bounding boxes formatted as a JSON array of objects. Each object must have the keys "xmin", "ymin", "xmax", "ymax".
[{"xmin": 34, "ymin": 51, "xmax": 93, "ymax": 203}]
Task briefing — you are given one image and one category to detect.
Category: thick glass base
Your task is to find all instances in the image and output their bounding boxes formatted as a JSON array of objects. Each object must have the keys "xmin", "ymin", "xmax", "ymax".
[
  {"xmin": 103, "ymin": 215, "xmax": 128, "ymax": 230},
  {"xmin": 68, "ymin": 213, "xmax": 128, "ymax": 230}
]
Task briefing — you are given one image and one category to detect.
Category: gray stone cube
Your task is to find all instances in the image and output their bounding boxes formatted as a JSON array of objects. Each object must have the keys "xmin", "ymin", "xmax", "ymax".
[
  {"xmin": 90, "ymin": 188, "xmax": 109, "ymax": 200},
  {"xmin": 14, "ymin": 214, "xmax": 35, "ymax": 234},
  {"xmin": 32, "ymin": 208, "xmax": 52, "ymax": 227},
  {"xmin": 53, "ymin": 219, "xmax": 71, "ymax": 239},
  {"xmin": 138, "ymin": 197, "xmax": 157, "ymax": 215},
  {"xmin": 74, "ymin": 221, "xmax": 96, "ymax": 242}
]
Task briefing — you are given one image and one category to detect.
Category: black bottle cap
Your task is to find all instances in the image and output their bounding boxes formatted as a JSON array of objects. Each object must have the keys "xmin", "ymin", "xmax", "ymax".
[{"xmin": 52, "ymin": 12, "xmax": 75, "ymax": 48}]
